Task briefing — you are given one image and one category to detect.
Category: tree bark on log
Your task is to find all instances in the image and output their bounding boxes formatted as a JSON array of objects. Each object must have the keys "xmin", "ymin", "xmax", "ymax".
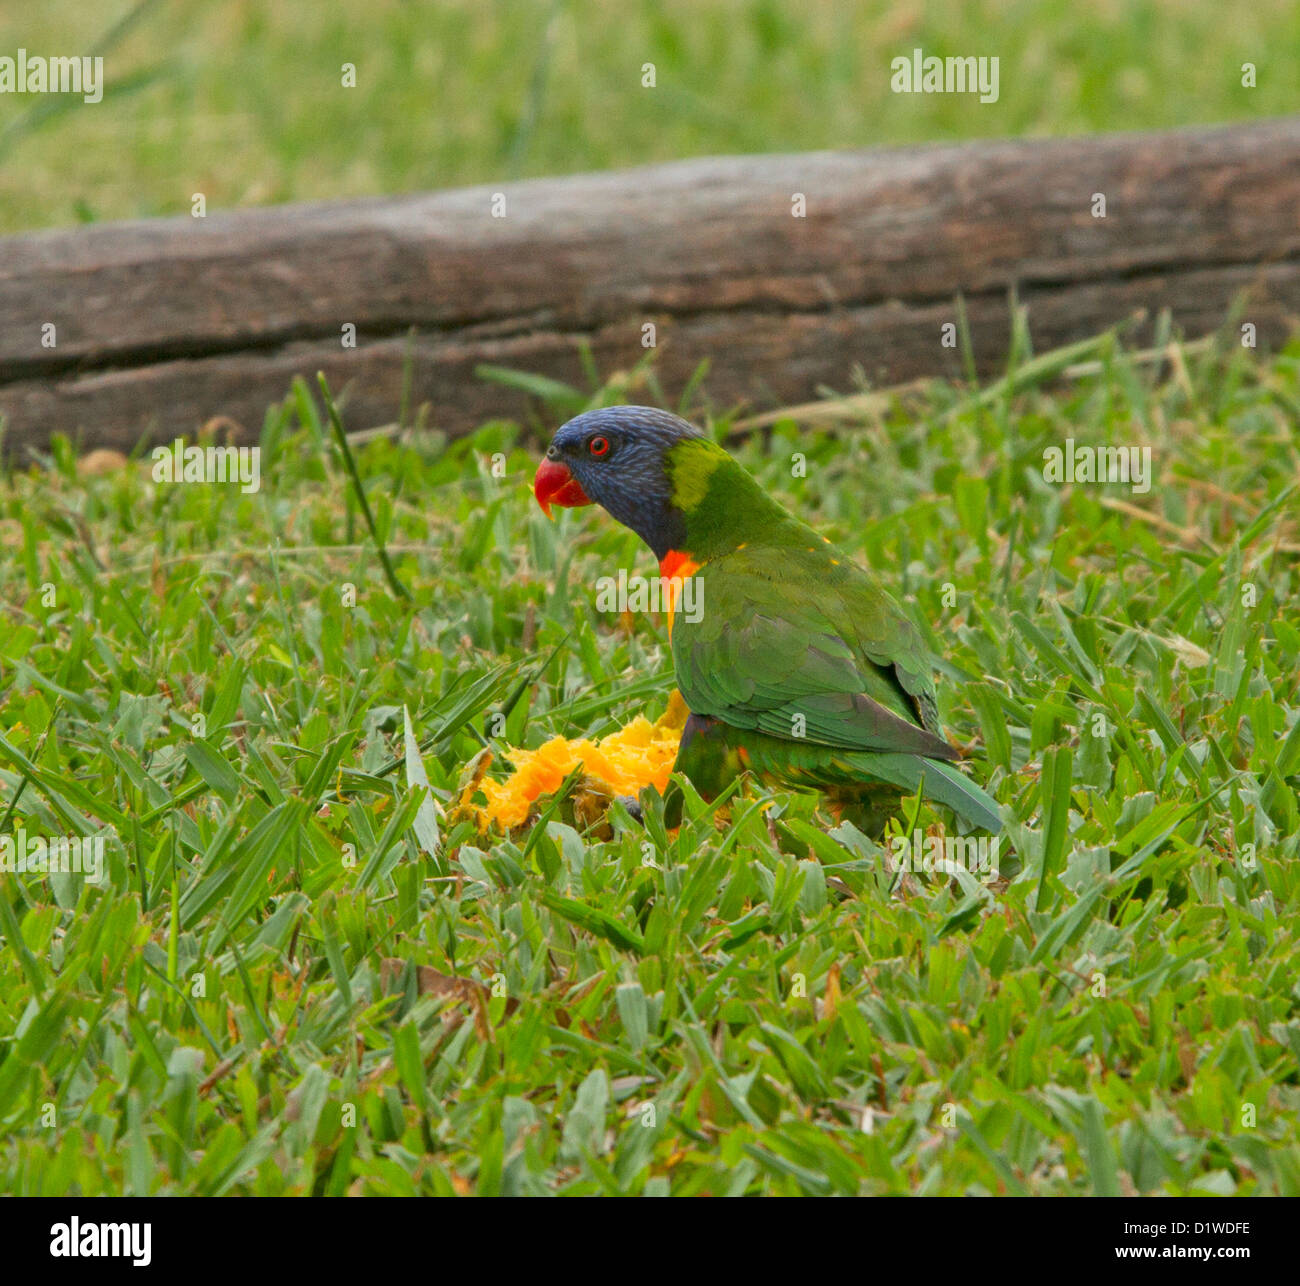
[{"xmin": 1, "ymin": 118, "xmax": 1297, "ymax": 451}]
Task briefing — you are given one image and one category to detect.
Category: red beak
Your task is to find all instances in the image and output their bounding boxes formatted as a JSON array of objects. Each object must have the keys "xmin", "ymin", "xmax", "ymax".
[{"xmin": 534, "ymin": 457, "xmax": 592, "ymax": 516}]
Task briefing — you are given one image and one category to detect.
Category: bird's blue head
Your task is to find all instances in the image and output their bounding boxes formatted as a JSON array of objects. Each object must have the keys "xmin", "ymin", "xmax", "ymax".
[{"xmin": 533, "ymin": 406, "xmax": 706, "ymax": 559}]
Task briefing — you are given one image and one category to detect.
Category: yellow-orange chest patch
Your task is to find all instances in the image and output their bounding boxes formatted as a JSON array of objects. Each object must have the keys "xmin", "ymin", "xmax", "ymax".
[{"xmin": 658, "ymin": 549, "xmax": 701, "ymax": 637}]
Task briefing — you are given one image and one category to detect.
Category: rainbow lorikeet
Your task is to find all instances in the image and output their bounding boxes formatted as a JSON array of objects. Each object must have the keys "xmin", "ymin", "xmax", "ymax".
[{"xmin": 533, "ymin": 407, "xmax": 1001, "ymax": 835}]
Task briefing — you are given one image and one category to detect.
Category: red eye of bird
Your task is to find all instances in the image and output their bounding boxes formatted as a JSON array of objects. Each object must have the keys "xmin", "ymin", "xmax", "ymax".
[{"xmin": 588, "ymin": 435, "xmax": 610, "ymax": 457}]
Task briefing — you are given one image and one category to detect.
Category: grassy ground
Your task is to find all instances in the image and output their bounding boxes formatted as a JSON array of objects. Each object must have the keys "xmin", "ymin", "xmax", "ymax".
[
  {"xmin": 0, "ymin": 323, "xmax": 1297, "ymax": 1195},
  {"xmin": 3, "ymin": 0, "xmax": 1298, "ymax": 233}
]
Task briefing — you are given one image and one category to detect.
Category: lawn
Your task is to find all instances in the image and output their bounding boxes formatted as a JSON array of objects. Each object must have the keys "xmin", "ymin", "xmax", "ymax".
[
  {"xmin": 2, "ymin": 0, "xmax": 1299, "ymax": 1202},
  {"xmin": 1, "ymin": 323, "xmax": 1297, "ymax": 1195}
]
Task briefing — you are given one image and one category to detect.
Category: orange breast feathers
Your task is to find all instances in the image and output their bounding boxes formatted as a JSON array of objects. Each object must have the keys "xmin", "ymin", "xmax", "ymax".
[{"xmin": 658, "ymin": 549, "xmax": 701, "ymax": 636}]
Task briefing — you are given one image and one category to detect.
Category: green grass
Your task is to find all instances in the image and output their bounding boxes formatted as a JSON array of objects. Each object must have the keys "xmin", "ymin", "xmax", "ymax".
[
  {"xmin": 2, "ymin": 0, "xmax": 1297, "ymax": 233},
  {"xmin": 1, "ymin": 321, "xmax": 1298, "ymax": 1195}
]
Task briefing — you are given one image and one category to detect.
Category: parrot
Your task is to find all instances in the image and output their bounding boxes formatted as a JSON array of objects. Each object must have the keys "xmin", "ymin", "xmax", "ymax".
[{"xmin": 532, "ymin": 406, "xmax": 1001, "ymax": 835}]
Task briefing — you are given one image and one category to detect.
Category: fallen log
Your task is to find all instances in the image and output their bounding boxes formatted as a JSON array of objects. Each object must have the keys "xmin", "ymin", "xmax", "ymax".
[{"xmin": 1, "ymin": 118, "xmax": 1298, "ymax": 452}]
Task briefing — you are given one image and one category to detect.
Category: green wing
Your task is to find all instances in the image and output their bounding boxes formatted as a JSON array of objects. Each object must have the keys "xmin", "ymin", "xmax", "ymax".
[
  {"xmin": 671, "ymin": 544, "xmax": 956, "ymax": 761},
  {"xmin": 668, "ymin": 714, "xmax": 1002, "ymax": 834}
]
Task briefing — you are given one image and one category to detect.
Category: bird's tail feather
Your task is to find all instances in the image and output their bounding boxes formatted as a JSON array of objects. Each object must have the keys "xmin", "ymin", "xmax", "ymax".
[{"xmin": 848, "ymin": 753, "xmax": 1002, "ymax": 834}]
